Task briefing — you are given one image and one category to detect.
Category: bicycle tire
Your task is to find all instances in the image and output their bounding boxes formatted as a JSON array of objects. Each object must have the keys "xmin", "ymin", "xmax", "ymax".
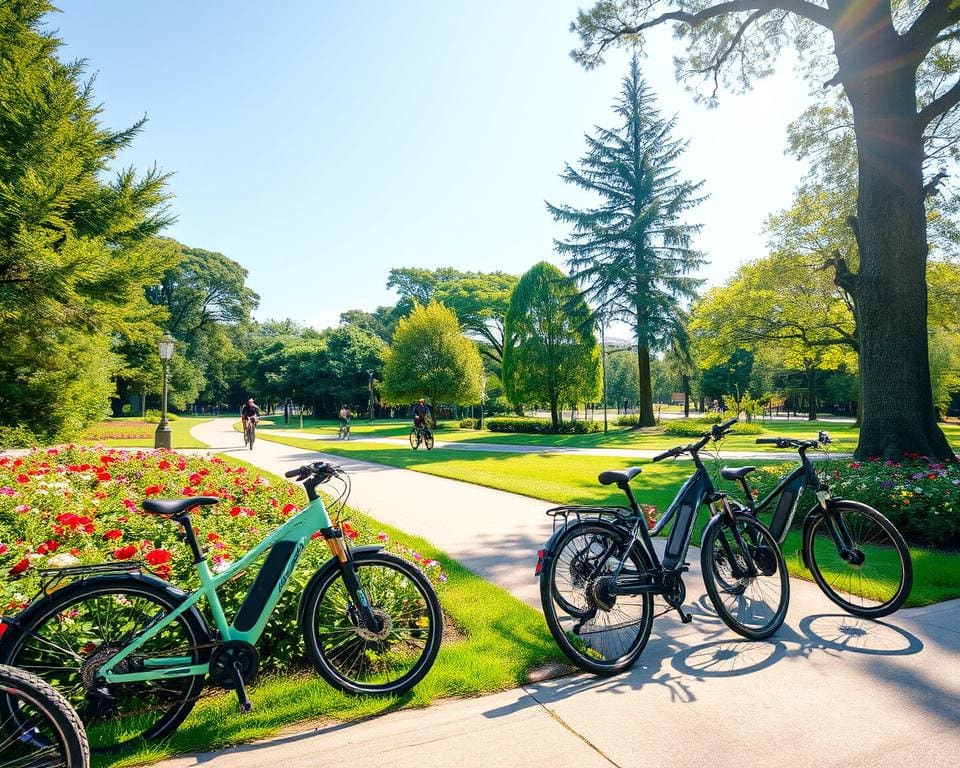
[
  {"xmin": 701, "ymin": 513, "xmax": 789, "ymax": 640},
  {"xmin": 0, "ymin": 663, "xmax": 89, "ymax": 768},
  {"xmin": 246, "ymin": 423, "xmax": 256, "ymax": 449},
  {"xmin": 424, "ymin": 429, "xmax": 435, "ymax": 450},
  {"xmin": 409, "ymin": 429, "xmax": 420, "ymax": 449},
  {"xmin": 804, "ymin": 500, "xmax": 912, "ymax": 618},
  {"xmin": 0, "ymin": 577, "xmax": 208, "ymax": 752},
  {"xmin": 540, "ymin": 522, "xmax": 654, "ymax": 675},
  {"xmin": 300, "ymin": 551, "xmax": 442, "ymax": 696}
]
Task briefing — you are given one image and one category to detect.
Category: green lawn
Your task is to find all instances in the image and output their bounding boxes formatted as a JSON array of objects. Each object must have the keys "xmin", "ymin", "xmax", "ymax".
[
  {"xmin": 100, "ymin": 456, "xmax": 563, "ymax": 768},
  {"xmin": 257, "ymin": 431, "xmax": 960, "ymax": 608},
  {"xmin": 258, "ymin": 416, "xmax": 960, "ymax": 454},
  {"xmin": 79, "ymin": 416, "xmax": 209, "ymax": 449}
]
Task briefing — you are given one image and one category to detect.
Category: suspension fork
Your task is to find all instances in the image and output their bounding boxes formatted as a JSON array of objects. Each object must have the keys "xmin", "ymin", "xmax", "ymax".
[
  {"xmin": 710, "ymin": 495, "xmax": 760, "ymax": 577},
  {"xmin": 818, "ymin": 499, "xmax": 862, "ymax": 563},
  {"xmin": 324, "ymin": 534, "xmax": 381, "ymax": 630}
]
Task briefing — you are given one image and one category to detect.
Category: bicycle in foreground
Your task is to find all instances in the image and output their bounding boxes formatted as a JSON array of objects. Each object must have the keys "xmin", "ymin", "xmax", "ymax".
[
  {"xmin": 409, "ymin": 423, "xmax": 435, "ymax": 450},
  {"xmin": 719, "ymin": 433, "xmax": 912, "ymax": 618},
  {"xmin": 0, "ymin": 661, "xmax": 89, "ymax": 768},
  {"xmin": 0, "ymin": 462, "xmax": 442, "ymax": 753},
  {"xmin": 537, "ymin": 418, "xmax": 789, "ymax": 675}
]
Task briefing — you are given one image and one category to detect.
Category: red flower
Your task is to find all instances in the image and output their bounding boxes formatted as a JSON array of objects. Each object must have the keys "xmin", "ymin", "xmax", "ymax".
[
  {"xmin": 144, "ymin": 485, "xmax": 162, "ymax": 496},
  {"xmin": 188, "ymin": 473, "xmax": 202, "ymax": 486},
  {"xmin": 10, "ymin": 558, "xmax": 30, "ymax": 576},
  {"xmin": 0, "ymin": 543, "xmax": 7, "ymax": 556},
  {"xmin": 0, "ymin": 624, "xmax": 6, "ymax": 639},
  {"xmin": 230, "ymin": 506, "xmax": 241, "ymax": 517},
  {"xmin": 310, "ymin": 531, "xmax": 323, "ymax": 540},
  {"xmin": 145, "ymin": 549, "xmax": 172, "ymax": 566},
  {"xmin": 207, "ymin": 533, "xmax": 219, "ymax": 542},
  {"xmin": 103, "ymin": 529, "xmax": 123, "ymax": 541},
  {"xmin": 15, "ymin": 474, "xmax": 29, "ymax": 484},
  {"xmin": 113, "ymin": 545, "xmax": 138, "ymax": 560},
  {"xmin": 282, "ymin": 503, "xmax": 297, "ymax": 515},
  {"xmin": 56, "ymin": 513, "xmax": 79, "ymax": 526},
  {"xmin": 96, "ymin": 471, "xmax": 111, "ymax": 482},
  {"xmin": 157, "ymin": 460, "xmax": 171, "ymax": 470},
  {"xmin": 341, "ymin": 523, "xmax": 359, "ymax": 540}
]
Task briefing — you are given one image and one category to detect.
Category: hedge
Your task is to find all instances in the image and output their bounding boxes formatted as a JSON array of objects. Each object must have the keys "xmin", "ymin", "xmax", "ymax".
[
  {"xmin": 662, "ymin": 420, "xmax": 764, "ymax": 437},
  {"xmin": 485, "ymin": 417, "xmax": 603, "ymax": 434}
]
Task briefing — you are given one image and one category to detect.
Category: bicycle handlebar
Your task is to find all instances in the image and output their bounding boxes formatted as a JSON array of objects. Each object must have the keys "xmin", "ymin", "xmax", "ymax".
[
  {"xmin": 652, "ymin": 417, "xmax": 739, "ymax": 462},
  {"xmin": 284, "ymin": 462, "xmax": 338, "ymax": 481},
  {"xmin": 755, "ymin": 436, "xmax": 822, "ymax": 449}
]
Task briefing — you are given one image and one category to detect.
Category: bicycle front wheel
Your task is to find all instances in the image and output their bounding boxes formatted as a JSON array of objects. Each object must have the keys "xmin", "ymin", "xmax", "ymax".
[
  {"xmin": 301, "ymin": 551, "xmax": 442, "ymax": 696},
  {"xmin": 409, "ymin": 429, "xmax": 420, "ymax": 449},
  {"xmin": 540, "ymin": 522, "xmax": 653, "ymax": 675},
  {"xmin": 246, "ymin": 424, "xmax": 256, "ymax": 449},
  {"xmin": 0, "ymin": 663, "xmax": 89, "ymax": 768},
  {"xmin": 0, "ymin": 577, "xmax": 208, "ymax": 752},
  {"xmin": 701, "ymin": 513, "xmax": 789, "ymax": 640},
  {"xmin": 804, "ymin": 501, "xmax": 912, "ymax": 618},
  {"xmin": 424, "ymin": 430, "xmax": 435, "ymax": 450}
]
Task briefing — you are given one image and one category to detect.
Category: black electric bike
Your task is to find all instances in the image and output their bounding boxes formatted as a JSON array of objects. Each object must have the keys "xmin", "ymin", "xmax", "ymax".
[
  {"xmin": 719, "ymin": 433, "xmax": 912, "ymax": 618},
  {"xmin": 537, "ymin": 419, "xmax": 789, "ymax": 675}
]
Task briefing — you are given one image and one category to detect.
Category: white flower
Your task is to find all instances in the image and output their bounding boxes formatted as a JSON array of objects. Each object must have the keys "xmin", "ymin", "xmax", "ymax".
[{"xmin": 45, "ymin": 553, "xmax": 80, "ymax": 568}]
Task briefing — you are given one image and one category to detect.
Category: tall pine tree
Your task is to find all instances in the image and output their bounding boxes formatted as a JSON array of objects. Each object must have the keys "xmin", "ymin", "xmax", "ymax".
[{"xmin": 547, "ymin": 55, "xmax": 704, "ymax": 427}]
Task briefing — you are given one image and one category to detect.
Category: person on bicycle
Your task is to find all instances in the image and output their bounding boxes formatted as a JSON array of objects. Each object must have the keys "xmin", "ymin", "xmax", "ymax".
[
  {"xmin": 338, "ymin": 404, "xmax": 350, "ymax": 434},
  {"xmin": 241, "ymin": 398, "xmax": 261, "ymax": 436},
  {"xmin": 412, "ymin": 398, "xmax": 432, "ymax": 430}
]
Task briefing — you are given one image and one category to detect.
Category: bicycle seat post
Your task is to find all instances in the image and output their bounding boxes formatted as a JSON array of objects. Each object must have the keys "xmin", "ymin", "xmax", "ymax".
[{"xmin": 619, "ymin": 482, "xmax": 641, "ymax": 515}]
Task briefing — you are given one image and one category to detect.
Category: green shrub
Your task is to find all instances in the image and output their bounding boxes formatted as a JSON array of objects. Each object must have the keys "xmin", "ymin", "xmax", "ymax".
[
  {"xmin": 459, "ymin": 418, "xmax": 481, "ymax": 429},
  {"xmin": 485, "ymin": 417, "xmax": 602, "ymax": 434},
  {"xmin": 663, "ymin": 420, "xmax": 763, "ymax": 437},
  {"xmin": 743, "ymin": 458, "xmax": 960, "ymax": 547},
  {"xmin": 0, "ymin": 425, "xmax": 41, "ymax": 449},
  {"xmin": 616, "ymin": 414, "xmax": 640, "ymax": 426},
  {"xmin": 142, "ymin": 409, "xmax": 179, "ymax": 423}
]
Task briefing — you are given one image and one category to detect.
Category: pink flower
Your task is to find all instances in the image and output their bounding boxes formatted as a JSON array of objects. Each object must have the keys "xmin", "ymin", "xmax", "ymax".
[{"xmin": 10, "ymin": 558, "xmax": 30, "ymax": 575}]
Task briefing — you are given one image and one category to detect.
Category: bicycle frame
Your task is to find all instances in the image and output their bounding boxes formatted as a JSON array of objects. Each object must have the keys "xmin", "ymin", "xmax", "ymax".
[{"xmin": 99, "ymin": 495, "xmax": 340, "ymax": 685}]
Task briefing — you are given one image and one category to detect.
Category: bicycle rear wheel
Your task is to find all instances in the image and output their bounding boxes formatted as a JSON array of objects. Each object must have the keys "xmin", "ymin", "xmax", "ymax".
[
  {"xmin": 424, "ymin": 429, "xmax": 435, "ymax": 450},
  {"xmin": 804, "ymin": 501, "xmax": 912, "ymax": 618},
  {"xmin": 0, "ymin": 578, "xmax": 207, "ymax": 752},
  {"xmin": 701, "ymin": 513, "xmax": 789, "ymax": 640},
  {"xmin": 0, "ymin": 663, "xmax": 89, "ymax": 768},
  {"xmin": 540, "ymin": 522, "xmax": 653, "ymax": 675}
]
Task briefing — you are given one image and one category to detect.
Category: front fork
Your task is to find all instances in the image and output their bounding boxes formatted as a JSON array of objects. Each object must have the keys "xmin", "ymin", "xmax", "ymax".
[
  {"xmin": 710, "ymin": 495, "xmax": 762, "ymax": 578},
  {"xmin": 324, "ymin": 533, "xmax": 381, "ymax": 630},
  {"xmin": 811, "ymin": 492, "xmax": 864, "ymax": 566}
]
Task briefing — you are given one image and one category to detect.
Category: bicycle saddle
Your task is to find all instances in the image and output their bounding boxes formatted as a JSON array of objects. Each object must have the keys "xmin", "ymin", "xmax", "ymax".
[
  {"xmin": 598, "ymin": 467, "xmax": 642, "ymax": 486},
  {"xmin": 142, "ymin": 496, "xmax": 220, "ymax": 516},
  {"xmin": 720, "ymin": 466, "xmax": 756, "ymax": 481}
]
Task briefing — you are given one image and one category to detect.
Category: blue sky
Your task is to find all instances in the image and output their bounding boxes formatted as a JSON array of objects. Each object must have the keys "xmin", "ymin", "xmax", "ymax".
[{"xmin": 53, "ymin": 1, "xmax": 812, "ymax": 329}]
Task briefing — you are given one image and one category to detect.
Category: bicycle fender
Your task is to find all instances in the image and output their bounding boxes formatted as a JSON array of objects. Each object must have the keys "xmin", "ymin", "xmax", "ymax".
[
  {"xmin": 295, "ymin": 545, "xmax": 385, "ymax": 627},
  {"xmin": 540, "ymin": 517, "xmax": 627, "ymax": 563}
]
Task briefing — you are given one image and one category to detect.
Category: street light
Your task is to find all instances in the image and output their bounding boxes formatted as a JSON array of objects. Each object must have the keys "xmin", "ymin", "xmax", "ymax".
[
  {"xmin": 479, "ymin": 372, "xmax": 488, "ymax": 429},
  {"xmin": 154, "ymin": 333, "xmax": 175, "ymax": 449},
  {"xmin": 367, "ymin": 369, "xmax": 375, "ymax": 421}
]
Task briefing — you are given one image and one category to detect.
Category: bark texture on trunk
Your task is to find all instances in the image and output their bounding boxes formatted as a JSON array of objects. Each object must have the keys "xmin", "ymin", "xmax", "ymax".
[
  {"xmin": 833, "ymin": 5, "xmax": 955, "ymax": 460},
  {"xmin": 637, "ymin": 343, "xmax": 655, "ymax": 427}
]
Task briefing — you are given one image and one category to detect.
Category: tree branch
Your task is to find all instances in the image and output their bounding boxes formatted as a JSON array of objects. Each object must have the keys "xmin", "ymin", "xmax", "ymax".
[
  {"xmin": 823, "ymin": 249, "xmax": 858, "ymax": 297},
  {"xmin": 688, "ymin": 8, "xmax": 767, "ymax": 98},
  {"xmin": 918, "ymin": 78, "xmax": 960, "ymax": 129},
  {"xmin": 904, "ymin": 0, "xmax": 960, "ymax": 60}
]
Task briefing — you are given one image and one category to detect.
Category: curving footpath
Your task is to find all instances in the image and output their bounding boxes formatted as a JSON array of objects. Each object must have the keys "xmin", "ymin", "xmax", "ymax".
[{"xmin": 156, "ymin": 418, "xmax": 960, "ymax": 768}]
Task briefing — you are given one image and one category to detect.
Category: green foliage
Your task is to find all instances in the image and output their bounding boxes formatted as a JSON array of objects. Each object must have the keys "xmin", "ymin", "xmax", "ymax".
[
  {"xmin": 382, "ymin": 301, "xmax": 483, "ymax": 407},
  {"xmin": 605, "ymin": 350, "xmax": 641, "ymax": 407},
  {"xmin": 616, "ymin": 414, "xmax": 640, "ymax": 426},
  {"xmin": 485, "ymin": 417, "xmax": 602, "ymax": 434},
  {"xmin": 549, "ymin": 54, "xmax": 704, "ymax": 426},
  {"xmin": 0, "ymin": 1, "xmax": 175, "ymax": 441},
  {"xmin": 502, "ymin": 262, "xmax": 602, "ymax": 430},
  {"xmin": 459, "ymin": 418, "xmax": 481, "ymax": 429},
  {"xmin": 662, "ymin": 420, "xmax": 763, "ymax": 437}
]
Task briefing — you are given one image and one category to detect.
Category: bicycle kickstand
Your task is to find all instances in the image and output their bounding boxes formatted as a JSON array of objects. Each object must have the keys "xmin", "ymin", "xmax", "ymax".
[
  {"xmin": 675, "ymin": 605, "xmax": 692, "ymax": 624},
  {"xmin": 231, "ymin": 661, "xmax": 252, "ymax": 713}
]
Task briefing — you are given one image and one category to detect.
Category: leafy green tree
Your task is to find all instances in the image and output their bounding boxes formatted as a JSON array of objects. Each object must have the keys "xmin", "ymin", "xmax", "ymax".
[
  {"xmin": 319, "ymin": 326, "xmax": 387, "ymax": 411},
  {"xmin": 548, "ymin": 55, "xmax": 704, "ymax": 428},
  {"xmin": 570, "ymin": 1, "xmax": 960, "ymax": 460},
  {"xmin": 0, "ymin": 1, "xmax": 174, "ymax": 442},
  {"xmin": 502, "ymin": 262, "xmax": 602, "ymax": 429},
  {"xmin": 339, "ymin": 307, "xmax": 397, "ymax": 342},
  {"xmin": 382, "ymin": 301, "xmax": 483, "ymax": 410},
  {"xmin": 434, "ymin": 273, "xmax": 518, "ymax": 364},
  {"xmin": 605, "ymin": 350, "xmax": 641, "ymax": 410}
]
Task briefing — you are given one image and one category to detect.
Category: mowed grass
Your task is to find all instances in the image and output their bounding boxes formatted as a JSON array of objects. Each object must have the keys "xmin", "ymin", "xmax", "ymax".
[
  {"xmin": 79, "ymin": 416, "xmax": 209, "ymax": 449},
  {"xmin": 257, "ymin": 432, "xmax": 960, "ymax": 607},
  {"xmin": 259, "ymin": 416, "xmax": 960, "ymax": 454},
  {"xmin": 98, "ymin": 457, "xmax": 563, "ymax": 768}
]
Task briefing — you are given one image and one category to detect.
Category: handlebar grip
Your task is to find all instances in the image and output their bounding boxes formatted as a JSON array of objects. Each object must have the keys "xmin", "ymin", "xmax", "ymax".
[
  {"xmin": 653, "ymin": 448, "xmax": 677, "ymax": 462},
  {"xmin": 284, "ymin": 467, "xmax": 305, "ymax": 478},
  {"xmin": 755, "ymin": 438, "xmax": 779, "ymax": 444},
  {"xmin": 719, "ymin": 417, "xmax": 738, "ymax": 431}
]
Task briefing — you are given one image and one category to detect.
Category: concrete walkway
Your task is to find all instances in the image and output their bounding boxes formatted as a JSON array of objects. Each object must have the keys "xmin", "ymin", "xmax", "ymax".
[{"xmin": 160, "ymin": 418, "xmax": 960, "ymax": 768}]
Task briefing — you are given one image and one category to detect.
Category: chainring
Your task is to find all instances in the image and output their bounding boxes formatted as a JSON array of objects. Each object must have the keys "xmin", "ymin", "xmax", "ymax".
[{"xmin": 208, "ymin": 640, "xmax": 259, "ymax": 688}]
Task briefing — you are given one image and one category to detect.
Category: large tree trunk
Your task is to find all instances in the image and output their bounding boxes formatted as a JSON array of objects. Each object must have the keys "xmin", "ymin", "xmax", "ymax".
[
  {"xmin": 682, "ymin": 373, "xmax": 690, "ymax": 418},
  {"xmin": 550, "ymin": 399, "xmax": 560, "ymax": 431},
  {"xmin": 636, "ymin": 342, "xmax": 656, "ymax": 427},
  {"xmin": 836, "ymin": 10, "xmax": 955, "ymax": 461},
  {"xmin": 806, "ymin": 365, "xmax": 817, "ymax": 422}
]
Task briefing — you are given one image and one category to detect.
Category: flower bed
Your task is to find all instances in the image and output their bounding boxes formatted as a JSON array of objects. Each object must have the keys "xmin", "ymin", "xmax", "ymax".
[
  {"xmin": 0, "ymin": 447, "xmax": 444, "ymax": 670},
  {"xmin": 79, "ymin": 420, "xmax": 157, "ymax": 441},
  {"xmin": 746, "ymin": 456, "xmax": 960, "ymax": 547}
]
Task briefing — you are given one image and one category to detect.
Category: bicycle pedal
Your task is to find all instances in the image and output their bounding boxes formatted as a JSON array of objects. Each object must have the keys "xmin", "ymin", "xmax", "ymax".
[{"xmin": 676, "ymin": 607, "xmax": 692, "ymax": 624}]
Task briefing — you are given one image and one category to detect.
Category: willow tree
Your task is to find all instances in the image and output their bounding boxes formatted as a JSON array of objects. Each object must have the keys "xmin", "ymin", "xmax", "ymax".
[
  {"xmin": 571, "ymin": 1, "xmax": 960, "ymax": 460},
  {"xmin": 548, "ymin": 55, "xmax": 705, "ymax": 427},
  {"xmin": 502, "ymin": 262, "xmax": 602, "ymax": 429}
]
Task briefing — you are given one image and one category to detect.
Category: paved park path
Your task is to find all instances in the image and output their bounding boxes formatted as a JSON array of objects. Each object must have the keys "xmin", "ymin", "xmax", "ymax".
[{"xmin": 157, "ymin": 418, "xmax": 960, "ymax": 768}]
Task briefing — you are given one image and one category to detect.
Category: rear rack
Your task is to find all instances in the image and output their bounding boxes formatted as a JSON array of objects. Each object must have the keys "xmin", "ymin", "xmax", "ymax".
[{"xmin": 546, "ymin": 505, "xmax": 635, "ymax": 534}]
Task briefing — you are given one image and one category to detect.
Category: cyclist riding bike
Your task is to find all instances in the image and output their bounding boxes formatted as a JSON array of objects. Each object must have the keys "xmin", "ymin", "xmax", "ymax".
[
  {"xmin": 241, "ymin": 398, "xmax": 261, "ymax": 446},
  {"xmin": 412, "ymin": 398, "xmax": 432, "ymax": 430},
  {"xmin": 338, "ymin": 405, "xmax": 351, "ymax": 439}
]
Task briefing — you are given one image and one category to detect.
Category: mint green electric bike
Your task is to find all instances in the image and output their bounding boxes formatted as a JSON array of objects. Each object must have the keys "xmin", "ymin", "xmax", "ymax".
[{"xmin": 0, "ymin": 462, "xmax": 442, "ymax": 753}]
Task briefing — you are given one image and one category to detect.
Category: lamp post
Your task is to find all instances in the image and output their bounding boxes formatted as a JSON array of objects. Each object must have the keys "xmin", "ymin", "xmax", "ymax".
[
  {"xmin": 154, "ymin": 333, "xmax": 175, "ymax": 449},
  {"xmin": 367, "ymin": 369, "xmax": 375, "ymax": 421},
  {"xmin": 479, "ymin": 372, "xmax": 488, "ymax": 429},
  {"xmin": 600, "ymin": 317, "xmax": 608, "ymax": 434}
]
